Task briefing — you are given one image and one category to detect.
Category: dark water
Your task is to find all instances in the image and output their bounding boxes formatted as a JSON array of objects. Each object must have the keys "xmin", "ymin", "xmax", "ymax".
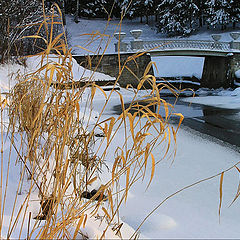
[
  {"xmin": 112, "ymin": 96, "xmax": 240, "ymax": 148},
  {"xmin": 177, "ymin": 98, "xmax": 240, "ymax": 148}
]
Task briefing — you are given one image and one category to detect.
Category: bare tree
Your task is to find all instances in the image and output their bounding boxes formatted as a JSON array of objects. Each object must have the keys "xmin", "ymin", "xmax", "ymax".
[{"xmin": 0, "ymin": 0, "xmax": 62, "ymax": 62}]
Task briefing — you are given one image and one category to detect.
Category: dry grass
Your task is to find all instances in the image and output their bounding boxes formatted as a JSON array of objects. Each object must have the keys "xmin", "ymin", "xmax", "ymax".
[{"xmin": 0, "ymin": 2, "xmax": 186, "ymax": 239}]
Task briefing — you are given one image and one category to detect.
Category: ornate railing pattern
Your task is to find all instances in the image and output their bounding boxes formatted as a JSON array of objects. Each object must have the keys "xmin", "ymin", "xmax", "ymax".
[
  {"xmin": 141, "ymin": 40, "xmax": 231, "ymax": 52},
  {"xmin": 114, "ymin": 31, "xmax": 240, "ymax": 52}
]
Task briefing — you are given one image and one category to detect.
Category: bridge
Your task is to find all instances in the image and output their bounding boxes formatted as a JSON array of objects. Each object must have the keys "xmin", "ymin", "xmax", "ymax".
[
  {"xmin": 115, "ymin": 31, "xmax": 240, "ymax": 54},
  {"xmin": 74, "ymin": 32, "xmax": 240, "ymax": 89},
  {"xmin": 141, "ymin": 39, "xmax": 233, "ymax": 57},
  {"xmin": 112, "ymin": 32, "xmax": 240, "ymax": 88}
]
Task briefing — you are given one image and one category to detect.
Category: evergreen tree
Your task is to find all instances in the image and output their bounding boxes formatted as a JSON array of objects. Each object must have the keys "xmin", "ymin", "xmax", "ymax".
[
  {"xmin": 46, "ymin": 0, "xmax": 66, "ymax": 24},
  {"xmin": 64, "ymin": 0, "xmax": 76, "ymax": 14},
  {"xmin": 229, "ymin": 0, "xmax": 240, "ymax": 28},
  {"xmin": 145, "ymin": 0, "xmax": 154, "ymax": 24},
  {"xmin": 194, "ymin": 0, "xmax": 206, "ymax": 27},
  {"xmin": 79, "ymin": 0, "xmax": 107, "ymax": 18},
  {"xmin": 153, "ymin": 0, "xmax": 161, "ymax": 22},
  {"xmin": 65, "ymin": 0, "xmax": 126, "ymax": 19},
  {"xmin": 157, "ymin": 0, "xmax": 199, "ymax": 36},
  {"xmin": 204, "ymin": 0, "xmax": 231, "ymax": 29},
  {"xmin": 128, "ymin": 0, "xmax": 146, "ymax": 23},
  {"xmin": 111, "ymin": 0, "xmax": 129, "ymax": 18},
  {"xmin": 127, "ymin": 0, "xmax": 155, "ymax": 23}
]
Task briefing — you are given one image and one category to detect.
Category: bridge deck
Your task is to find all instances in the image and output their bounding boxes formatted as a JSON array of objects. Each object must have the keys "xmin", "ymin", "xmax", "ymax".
[{"xmin": 149, "ymin": 49, "xmax": 231, "ymax": 57}]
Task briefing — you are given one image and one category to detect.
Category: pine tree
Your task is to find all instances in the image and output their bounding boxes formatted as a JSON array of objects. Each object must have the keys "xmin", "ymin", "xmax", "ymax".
[
  {"xmin": 204, "ymin": 0, "xmax": 231, "ymax": 29},
  {"xmin": 128, "ymin": 0, "xmax": 156, "ymax": 23},
  {"xmin": 229, "ymin": 0, "xmax": 240, "ymax": 28},
  {"xmin": 75, "ymin": 0, "xmax": 127, "ymax": 19},
  {"xmin": 102, "ymin": 0, "xmax": 129, "ymax": 18},
  {"xmin": 153, "ymin": 0, "xmax": 161, "ymax": 22},
  {"xmin": 128, "ymin": 0, "xmax": 147, "ymax": 23},
  {"xmin": 64, "ymin": 0, "xmax": 76, "ymax": 14},
  {"xmin": 79, "ymin": 0, "xmax": 107, "ymax": 18},
  {"xmin": 157, "ymin": 0, "xmax": 199, "ymax": 36},
  {"xmin": 194, "ymin": 0, "xmax": 206, "ymax": 27},
  {"xmin": 145, "ymin": 0, "xmax": 154, "ymax": 24}
]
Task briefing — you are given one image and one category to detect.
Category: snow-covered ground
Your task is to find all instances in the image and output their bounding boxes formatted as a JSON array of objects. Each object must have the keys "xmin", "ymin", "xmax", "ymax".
[
  {"xmin": 81, "ymin": 86, "xmax": 240, "ymax": 239},
  {"xmin": 1, "ymin": 78, "xmax": 240, "ymax": 238},
  {"xmin": 0, "ymin": 55, "xmax": 115, "ymax": 94},
  {"xmin": 66, "ymin": 15, "xmax": 161, "ymax": 55}
]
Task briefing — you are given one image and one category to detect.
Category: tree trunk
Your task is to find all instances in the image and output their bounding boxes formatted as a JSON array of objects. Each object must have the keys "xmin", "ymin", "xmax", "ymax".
[
  {"xmin": 74, "ymin": 0, "xmax": 79, "ymax": 23},
  {"xmin": 233, "ymin": 21, "xmax": 236, "ymax": 29},
  {"xmin": 199, "ymin": 16, "xmax": 203, "ymax": 27}
]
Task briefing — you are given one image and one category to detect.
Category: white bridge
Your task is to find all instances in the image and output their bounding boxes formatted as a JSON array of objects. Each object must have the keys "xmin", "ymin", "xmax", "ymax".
[
  {"xmin": 114, "ymin": 30, "xmax": 240, "ymax": 56},
  {"xmin": 142, "ymin": 39, "xmax": 230, "ymax": 51}
]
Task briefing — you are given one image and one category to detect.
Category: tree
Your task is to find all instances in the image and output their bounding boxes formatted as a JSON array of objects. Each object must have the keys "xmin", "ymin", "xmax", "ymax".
[
  {"xmin": 145, "ymin": 0, "xmax": 154, "ymax": 24},
  {"xmin": 152, "ymin": 0, "xmax": 161, "ymax": 22},
  {"xmin": 0, "ymin": 0, "xmax": 43, "ymax": 62},
  {"xmin": 46, "ymin": 0, "xmax": 66, "ymax": 24},
  {"xmin": 157, "ymin": 0, "xmax": 199, "ymax": 36},
  {"xmin": 127, "ymin": 0, "xmax": 153, "ymax": 23},
  {"xmin": 229, "ymin": 0, "xmax": 240, "ymax": 28},
  {"xmin": 64, "ymin": 0, "xmax": 127, "ymax": 19},
  {"xmin": 204, "ymin": 0, "xmax": 232, "ymax": 29},
  {"xmin": 79, "ymin": 0, "xmax": 107, "ymax": 18},
  {"xmin": 194, "ymin": 0, "xmax": 206, "ymax": 27},
  {"xmin": 0, "ymin": 0, "xmax": 63, "ymax": 63}
]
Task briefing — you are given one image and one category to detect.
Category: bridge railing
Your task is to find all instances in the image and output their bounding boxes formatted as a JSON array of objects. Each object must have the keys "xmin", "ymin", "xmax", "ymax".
[
  {"xmin": 114, "ymin": 31, "xmax": 240, "ymax": 53},
  {"xmin": 141, "ymin": 39, "xmax": 231, "ymax": 52}
]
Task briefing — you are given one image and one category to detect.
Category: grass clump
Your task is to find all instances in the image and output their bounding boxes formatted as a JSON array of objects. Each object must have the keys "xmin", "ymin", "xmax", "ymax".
[{"xmin": 0, "ymin": 3, "xmax": 183, "ymax": 239}]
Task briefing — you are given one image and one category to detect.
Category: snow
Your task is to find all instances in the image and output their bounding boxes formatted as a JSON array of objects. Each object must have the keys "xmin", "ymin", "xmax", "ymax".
[
  {"xmin": 235, "ymin": 69, "xmax": 240, "ymax": 79},
  {"xmin": 119, "ymin": 125, "xmax": 240, "ymax": 238},
  {"xmin": 33, "ymin": 55, "xmax": 114, "ymax": 81},
  {"xmin": 156, "ymin": 79, "xmax": 201, "ymax": 86},
  {"xmin": 66, "ymin": 15, "xmax": 162, "ymax": 55},
  {"xmin": 182, "ymin": 87, "xmax": 240, "ymax": 109},
  {"xmin": 81, "ymin": 87, "xmax": 240, "ymax": 239},
  {"xmin": 0, "ymin": 55, "xmax": 115, "ymax": 94},
  {"xmin": 26, "ymin": 55, "xmax": 115, "ymax": 82},
  {"xmin": 76, "ymin": 209, "xmax": 138, "ymax": 239},
  {"xmin": 1, "ymin": 61, "xmax": 240, "ymax": 239},
  {"xmin": 0, "ymin": 63, "xmax": 26, "ymax": 93},
  {"xmin": 151, "ymin": 56, "xmax": 204, "ymax": 79}
]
